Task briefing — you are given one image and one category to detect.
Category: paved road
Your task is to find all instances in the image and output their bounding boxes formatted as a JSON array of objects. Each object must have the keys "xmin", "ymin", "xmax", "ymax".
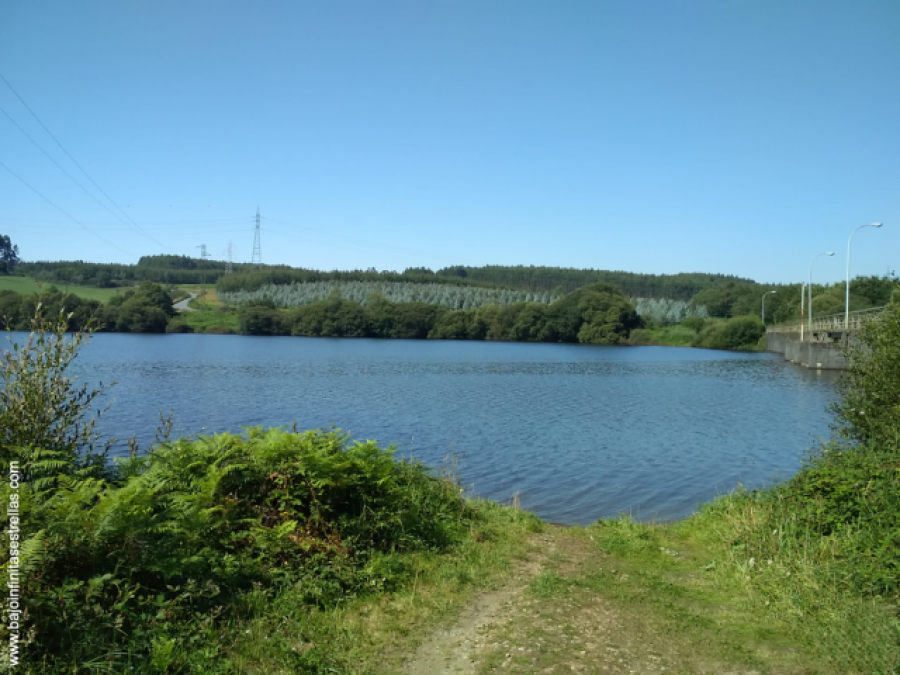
[{"xmin": 173, "ymin": 292, "xmax": 199, "ymax": 312}]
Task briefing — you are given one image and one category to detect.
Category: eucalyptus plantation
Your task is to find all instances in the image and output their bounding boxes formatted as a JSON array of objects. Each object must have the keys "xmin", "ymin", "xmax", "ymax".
[{"xmin": 219, "ymin": 281, "xmax": 559, "ymax": 310}]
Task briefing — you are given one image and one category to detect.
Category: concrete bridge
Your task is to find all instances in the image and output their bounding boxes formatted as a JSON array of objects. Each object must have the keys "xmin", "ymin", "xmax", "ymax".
[{"xmin": 765, "ymin": 306, "xmax": 886, "ymax": 370}]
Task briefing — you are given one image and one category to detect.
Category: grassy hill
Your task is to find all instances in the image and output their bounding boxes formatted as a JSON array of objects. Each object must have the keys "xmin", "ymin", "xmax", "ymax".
[{"xmin": 0, "ymin": 275, "xmax": 120, "ymax": 303}]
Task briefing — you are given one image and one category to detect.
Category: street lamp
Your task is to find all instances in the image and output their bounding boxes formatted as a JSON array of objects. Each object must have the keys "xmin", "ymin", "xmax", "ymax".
[
  {"xmin": 761, "ymin": 291, "xmax": 776, "ymax": 323},
  {"xmin": 808, "ymin": 251, "xmax": 834, "ymax": 336},
  {"xmin": 845, "ymin": 222, "xmax": 883, "ymax": 329}
]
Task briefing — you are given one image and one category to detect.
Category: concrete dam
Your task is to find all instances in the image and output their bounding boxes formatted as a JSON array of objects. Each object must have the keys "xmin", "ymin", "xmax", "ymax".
[{"xmin": 765, "ymin": 306, "xmax": 886, "ymax": 370}]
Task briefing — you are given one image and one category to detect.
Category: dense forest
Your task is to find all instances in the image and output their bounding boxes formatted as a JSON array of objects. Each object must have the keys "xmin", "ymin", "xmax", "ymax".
[
  {"xmin": 434, "ymin": 265, "xmax": 756, "ymax": 298},
  {"xmin": 215, "ymin": 267, "xmax": 502, "ymax": 293},
  {"xmin": 19, "ymin": 255, "xmax": 253, "ymax": 286}
]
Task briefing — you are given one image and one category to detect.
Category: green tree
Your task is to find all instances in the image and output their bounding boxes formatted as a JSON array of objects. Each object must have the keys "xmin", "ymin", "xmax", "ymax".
[
  {"xmin": 0, "ymin": 233, "xmax": 20, "ymax": 273},
  {"xmin": 115, "ymin": 298, "xmax": 169, "ymax": 333},
  {"xmin": 0, "ymin": 304, "xmax": 110, "ymax": 480},
  {"xmin": 390, "ymin": 302, "xmax": 445, "ymax": 339},
  {"xmin": 429, "ymin": 309, "xmax": 475, "ymax": 340},
  {"xmin": 692, "ymin": 316, "xmax": 764, "ymax": 350},
  {"xmin": 833, "ymin": 301, "xmax": 900, "ymax": 447},
  {"xmin": 239, "ymin": 306, "xmax": 286, "ymax": 335}
]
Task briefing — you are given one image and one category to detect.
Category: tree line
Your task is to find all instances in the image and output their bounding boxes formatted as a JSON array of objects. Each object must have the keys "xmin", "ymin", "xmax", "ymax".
[
  {"xmin": 216, "ymin": 267, "xmax": 503, "ymax": 294},
  {"xmin": 694, "ymin": 275, "xmax": 897, "ymax": 324},
  {"xmin": 0, "ymin": 282, "xmax": 176, "ymax": 333},
  {"xmin": 434, "ymin": 265, "xmax": 756, "ymax": 299},
  {"xmin": 237, "ymin": 283, "xmax": 643, "ymax": 345}
]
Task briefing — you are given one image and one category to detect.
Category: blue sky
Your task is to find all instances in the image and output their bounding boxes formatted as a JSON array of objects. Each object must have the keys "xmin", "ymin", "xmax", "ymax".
[{"xmin": 0, "ymin": 1, "xmax": 897, "ymax": 283}]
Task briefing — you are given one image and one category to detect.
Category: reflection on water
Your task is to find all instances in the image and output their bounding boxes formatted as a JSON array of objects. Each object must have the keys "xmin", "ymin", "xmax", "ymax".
[{"xmin": 62, "ymin": 334, "xmax": 839, "ymax": 525}]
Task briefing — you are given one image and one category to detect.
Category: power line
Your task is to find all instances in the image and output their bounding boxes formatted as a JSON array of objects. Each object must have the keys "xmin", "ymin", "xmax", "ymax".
[
  {"xmin": 0, "ymin": 158, "xmax": 134, "ymax": 256},
  {"xmin": 0, "ymin": 103, "xmax": 162, "ymax": 242},
  {"xmin": 0, "ymin": 70, "xmax": 170, "ymax": 250},
  {"xmin": 260, "ymin": 216, "xmax": 478, "ymax": 266}
]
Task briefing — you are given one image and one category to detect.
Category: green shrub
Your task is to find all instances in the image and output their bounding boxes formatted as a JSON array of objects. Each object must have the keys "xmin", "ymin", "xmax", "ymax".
[
  {"xmin": 692, "ymin": 315, "xmax": 764, "ymax": 350},
  {"xmin": 833, "ymin": 301, "xmax": 900, "ymax": 447},
  {"xmin": 238, "ymin": 305, "xmax": 287, "ymax": 336},
  {"xmin": 0, "ymin": 304, "xmax": 110, "ymax": 481},
  {"xmin": 4, "ymin": 429, "xmax": 472, "ymax": 669},
  {"xmin": 625, "ymin": 328, "xmax": 656, "ymax": 346},
  {"xmin": 680, "ymin": 316, "xmax": 705, "ymax": 332},
  {"xmin": 166, "ymin": 317, "xmax": 195, "ymax": 333}
]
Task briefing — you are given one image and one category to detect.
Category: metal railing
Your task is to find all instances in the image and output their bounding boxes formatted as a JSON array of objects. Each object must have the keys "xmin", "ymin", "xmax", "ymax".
[{"xmin": 766, "ymin": 305, "xmax": 887, "ymax": 334}]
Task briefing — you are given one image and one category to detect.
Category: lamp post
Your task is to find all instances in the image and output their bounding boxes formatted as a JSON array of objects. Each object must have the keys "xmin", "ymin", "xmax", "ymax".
[
  {"xmin": 808, "ymin": 251, "xmax": 834, "ymax": 336},
  {"xmin": 800, "ymin": 282, "xmax": 806, "ymax": 342},
  {"xmin": 761, "ymin": 291, "xmax": 777, "ymax": 323},
  {"xmin": 845, "ymin": 222, "xmax": 883, "ymax": 329}
]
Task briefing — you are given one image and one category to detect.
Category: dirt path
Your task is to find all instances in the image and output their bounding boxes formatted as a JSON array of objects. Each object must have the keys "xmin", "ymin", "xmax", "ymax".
[
  {"xmin": 403, "ymin": 530, "xmax": 561, "ymax": 675},
  {"xmin": 402, "ymin": 526, "xmax": 770, "ymax": 675},
  {"xmin": 173, "ymin": 292, "xmax": 199, "ymax": 312}
]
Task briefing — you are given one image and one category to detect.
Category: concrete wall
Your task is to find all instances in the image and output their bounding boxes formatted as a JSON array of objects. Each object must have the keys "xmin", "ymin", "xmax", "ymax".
[
  {"xmin": 804, "ymin": 341, "xmax": 849, "ymax": 370},
  {"xmin": 765, "ymin": 329, "xmax": 849, "ymax": 369},
  {"xmin": 765, "ymin": 331, "xmax": 799, "ymax": 355}
]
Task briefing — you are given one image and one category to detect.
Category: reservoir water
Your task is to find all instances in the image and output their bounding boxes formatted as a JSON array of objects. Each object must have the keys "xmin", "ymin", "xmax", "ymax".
[{"xmin": 65, "ymin": 334, "xmax": 839, "ymax": 525}]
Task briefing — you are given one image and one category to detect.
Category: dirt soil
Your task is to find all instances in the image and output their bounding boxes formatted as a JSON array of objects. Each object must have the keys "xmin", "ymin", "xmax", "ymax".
[{"xmin": 402, "ymin": 526, "xmax": 764, "ymax": 675}]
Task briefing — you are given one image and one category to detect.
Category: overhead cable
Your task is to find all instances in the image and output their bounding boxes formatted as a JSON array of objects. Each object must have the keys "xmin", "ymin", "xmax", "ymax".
[
  {"xmin": 0, "ymin": 70, "xmax": 170, "ymax": 250},
  {"xmin": 0, "ymin": 158, "xmax": 134, "ymax": 256}
]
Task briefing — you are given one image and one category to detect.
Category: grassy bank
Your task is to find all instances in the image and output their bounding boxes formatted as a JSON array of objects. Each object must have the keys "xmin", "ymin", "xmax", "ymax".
[{"xmin": 627, "ymin": 315, "xmax": 767, "ymax": 351}]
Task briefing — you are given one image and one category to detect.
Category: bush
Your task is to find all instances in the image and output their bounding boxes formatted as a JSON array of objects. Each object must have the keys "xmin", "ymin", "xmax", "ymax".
[
  {"xmin": 680, "ymin": 316, "xmax": 706, "ymax": 332},
  {"xmin": 692, "ymin": 316, "xmax": 764, "ymax": 350},
  {"xmin": 238, "ymin": 306, "xmax": 287, "ymax": 336},
  {"xmin": 0, "ymin": 305, "xmax": 110, "ymax": 480},
  {"xmin": 6, "ymin": 428, "xmax": 471, "ymax": 669},
  {"xmin": 833, "ymin": 301, "xmax": 900, "ymax": 447},
  {"xmin": 624, "ymin": 328, "xmax": 656, "ymax": 346},
  {"xmin": 165, "ymin": 318, "xmax": 194, "ymax": 333}
]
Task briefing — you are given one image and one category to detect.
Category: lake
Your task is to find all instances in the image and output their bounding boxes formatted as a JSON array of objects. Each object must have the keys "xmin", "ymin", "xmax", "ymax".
[{"xmin": 63, "ymin": 334, "xmax": 839, "ymax": 525}]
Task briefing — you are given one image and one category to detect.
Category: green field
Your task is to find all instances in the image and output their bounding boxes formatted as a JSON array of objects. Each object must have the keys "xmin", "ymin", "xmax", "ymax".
[{"xmin": 0, "ymin": 275, "xmax": 121, "ymax": 303}]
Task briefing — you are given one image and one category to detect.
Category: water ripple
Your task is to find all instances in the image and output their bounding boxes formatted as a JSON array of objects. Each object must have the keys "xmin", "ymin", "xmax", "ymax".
[{"xmin": 64, "ymin": 334, "xmax": 841, "ymax": 525}]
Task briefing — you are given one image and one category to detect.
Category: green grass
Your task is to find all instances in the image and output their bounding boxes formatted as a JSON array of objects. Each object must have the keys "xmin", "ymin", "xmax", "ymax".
[
  {"xmin": 180, "ymin": 308, "xmax": 239, "ymax": 333},
  {"xmin": 222, "ymin": 501, "xmax": 540, "ymax": 674},
  {"xmin": 679, "ymin": 449, "xmax": 900, "ymax": 673},
  {"xmin": 627, "ymin": 324, "xmax": 697, "ymax": 346},
  {"xmin": 0, "ymin": 275, "xmax": 120, "ymax": 303}
]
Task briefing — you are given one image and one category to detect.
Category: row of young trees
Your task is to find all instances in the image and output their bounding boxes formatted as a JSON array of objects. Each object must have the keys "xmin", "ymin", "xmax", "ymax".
[
  {"xmin": 220, "ymin": 281, "xmax": 558, "ymax": 310},
  {"xmin": 237, "ymin": 283, "xmax": 643, "ymax": 345}
]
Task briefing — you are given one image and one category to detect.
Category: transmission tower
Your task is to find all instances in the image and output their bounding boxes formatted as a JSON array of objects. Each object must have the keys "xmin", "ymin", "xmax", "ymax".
[
  {"xmin": 195, "ymin": 244, "xmax": 211, "ymax": 287},
  {"xmin": 251, "ymin": 207, "xmax": 262, "ymax": 266},
  {"xmin": 226, "ymin": 240, "xmax": 234, "ymax": 273}
]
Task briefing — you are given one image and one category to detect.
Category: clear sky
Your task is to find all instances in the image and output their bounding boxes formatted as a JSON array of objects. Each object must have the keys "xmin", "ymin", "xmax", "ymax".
[{"xmin": 0, "ymin": 1, "xmax": 897, "ymax": 283}]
